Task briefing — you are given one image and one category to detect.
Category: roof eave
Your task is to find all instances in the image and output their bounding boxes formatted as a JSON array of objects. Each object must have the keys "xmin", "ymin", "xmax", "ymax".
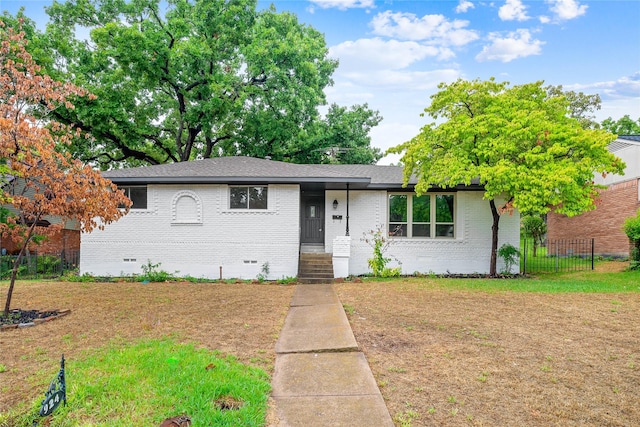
[{"xmin": 105, "ymin": 176, "xmax": 372, "ymax": 185}]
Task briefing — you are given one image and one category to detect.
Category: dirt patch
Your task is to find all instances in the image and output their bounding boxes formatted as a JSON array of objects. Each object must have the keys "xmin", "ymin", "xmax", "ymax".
[
  {"xmin": 0, "ymin": 280, "xmax": 294, "ymax": 412},
  {"xmin": 2, "ymin": 275, "xmax": 638, "ymax": 426},
  {"xmin": 336, "ymin": 279, "xmax": 640, "ymax": 426}
]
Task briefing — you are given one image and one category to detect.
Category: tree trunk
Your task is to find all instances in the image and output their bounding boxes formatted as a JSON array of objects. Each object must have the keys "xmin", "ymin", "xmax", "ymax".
[
  {"xmin": 2, "ymin": 220, "xmax": 39, "ymax": 317},
  {"xmin": 489, "ymin": 199, "xmax": 500, "ymax": 277}
]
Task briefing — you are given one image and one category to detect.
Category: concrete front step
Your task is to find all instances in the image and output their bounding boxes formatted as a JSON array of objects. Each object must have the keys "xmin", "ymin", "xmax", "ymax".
[
  {"xmin": 300, "ymin": 254, "xmax": 333, "ymax": 264},
  {"xmin": 299, "ymin": 267, "xmax": 334, "ymax": 273},
  {"xmin": 298, "ymin": 252, "xmax": 334, "ymax": 284},
  {"xmin": 298, "ymin": 278, "xmax": 334, "ymax": 284}
]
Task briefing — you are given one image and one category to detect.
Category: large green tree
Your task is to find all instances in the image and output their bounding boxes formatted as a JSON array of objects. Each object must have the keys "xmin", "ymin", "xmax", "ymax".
[
  {"xmin": 601, "ymin": 115, "xmax": 640, "ymax": 135},
  {"xmin": 286, "ymin": 103, "xmax": 383, "ymax": 164},
  {"xmin": 23, "ymin": 0, "xmax": 380, "ymax": 167},
  {"xmin": 389, "ymin": 78, "xmax": 624, "ymax": 276}
]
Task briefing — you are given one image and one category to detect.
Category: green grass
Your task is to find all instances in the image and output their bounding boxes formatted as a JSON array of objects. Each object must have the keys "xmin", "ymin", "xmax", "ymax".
[
  {"xmin": 3, "ymin": 338, "xmax": 271, "ymax": 427},
  {"xmin": 368, "ymin": 269, "xmax": 640, "ymax": 293}
]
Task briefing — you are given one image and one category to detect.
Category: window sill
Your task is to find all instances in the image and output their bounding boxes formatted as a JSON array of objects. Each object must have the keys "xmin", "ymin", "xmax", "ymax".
[
  {"xmin": 123, "ymin": 208, "xmax": 153, "ymax": 214},
  {"xmin": 390, "ymin": 237, "xmax": 460, "ymax": 241},
  {"xmin": 221, "ymin": 209, "xmax": 276, "ymax": 215}
]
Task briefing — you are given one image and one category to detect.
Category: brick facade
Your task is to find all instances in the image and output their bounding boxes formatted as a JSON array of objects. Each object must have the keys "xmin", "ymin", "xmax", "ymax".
[
  {"xmin": 547, "ymin": 179, "xmax": 640, "ymax": 257},
  {"xmin": 81, "ymin": 184, "xmax": 521, "ymax": 278},
  {"xmin": 1, "ymin": 228, "xmax": 80, "ymax": 256},
  {"xmin": 304, "ymin": 189, "xmax": 519, "ymax": 276}
]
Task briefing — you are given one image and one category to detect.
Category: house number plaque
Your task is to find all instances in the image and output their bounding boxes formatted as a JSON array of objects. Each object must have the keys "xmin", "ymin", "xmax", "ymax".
[{"xmin": 39, "ymin": 354, "xmax": 67, "ymax": 416}]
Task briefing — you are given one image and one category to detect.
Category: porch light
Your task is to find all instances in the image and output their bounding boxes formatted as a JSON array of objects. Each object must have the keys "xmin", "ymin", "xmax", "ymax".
[{"xmin": 333, "ymin": 199, "xmax": 338, "ymax": 209}]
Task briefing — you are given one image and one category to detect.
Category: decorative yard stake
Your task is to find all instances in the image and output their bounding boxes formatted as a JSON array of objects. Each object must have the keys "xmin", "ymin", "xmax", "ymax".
[{"xmin": 39, "ymin": 354, "xmax": 66, "ymax": 416}]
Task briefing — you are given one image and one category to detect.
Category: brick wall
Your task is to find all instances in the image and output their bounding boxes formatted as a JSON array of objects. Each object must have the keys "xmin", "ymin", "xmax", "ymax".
[
  {"xmin": 547, "ymin": 179, "xmax": 640, "ymax": 257},
  {"xmin": 1, "ymin": 228, "xmax": 80, "ymax": 255},
  {"xmin": 325, "ymin": 189, "xmax": 521, "ymax": 275},
  {"xmin": 82, "ymin": 183, "xmax": 523, "ymax": 278},
  {"xmin": 81, "ymin": 184, "xmax": 300, "ymax": 279}
]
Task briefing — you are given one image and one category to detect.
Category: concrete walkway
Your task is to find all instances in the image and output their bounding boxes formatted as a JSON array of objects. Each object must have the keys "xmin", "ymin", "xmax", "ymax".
[{"xmin": 271, "ymin": 284, "xmax": 394, "ymax": 427}]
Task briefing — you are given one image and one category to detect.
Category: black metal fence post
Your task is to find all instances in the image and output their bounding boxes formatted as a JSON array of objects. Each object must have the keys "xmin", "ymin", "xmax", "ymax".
[{"xmin": 522, "ymin": 238, "xmax": 527, "ymax": 275}]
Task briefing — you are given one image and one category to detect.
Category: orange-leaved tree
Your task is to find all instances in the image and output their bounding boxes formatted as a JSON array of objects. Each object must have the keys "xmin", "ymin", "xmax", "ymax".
[{"xmin": 1, "ymin": 20, "xmax": 132, "ymax": 317}]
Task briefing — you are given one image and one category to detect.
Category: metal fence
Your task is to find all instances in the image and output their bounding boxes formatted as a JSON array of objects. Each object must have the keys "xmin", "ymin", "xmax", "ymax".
[
  {"xmin": 0, "ymin": 251, "xmax": 80, "ymax": 279},
  {"xmin": 521, "ymin": 238, "xmax": 594, "ymax": 274}
]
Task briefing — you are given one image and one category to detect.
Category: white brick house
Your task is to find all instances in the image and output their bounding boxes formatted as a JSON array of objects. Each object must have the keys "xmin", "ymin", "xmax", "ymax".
[{"xmin": 80, "ymin": 157, "xmax": 520, "ymax": 279}]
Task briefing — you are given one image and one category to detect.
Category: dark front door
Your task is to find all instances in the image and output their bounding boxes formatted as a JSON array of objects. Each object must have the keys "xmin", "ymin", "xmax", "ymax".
[{"xmin": 301, "ymin": 196, "xmax": 325, "ymax": 244}]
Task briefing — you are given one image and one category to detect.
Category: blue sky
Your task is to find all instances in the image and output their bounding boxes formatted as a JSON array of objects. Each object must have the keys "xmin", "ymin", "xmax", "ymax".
[{"xmin": 2, "ymin": 0, "xmax": 639, "ymax": 164}]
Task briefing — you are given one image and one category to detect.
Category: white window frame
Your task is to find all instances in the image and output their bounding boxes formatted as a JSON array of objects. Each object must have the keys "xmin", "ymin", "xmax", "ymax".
[{"xmin": 388, "ymin": 192, "xmax": 456, "ymax": 239}]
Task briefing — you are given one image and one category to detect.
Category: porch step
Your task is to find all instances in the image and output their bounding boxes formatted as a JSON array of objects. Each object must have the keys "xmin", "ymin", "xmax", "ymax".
[
  {"xmin": 300, "ymin": 244, "xmax": 326, "ymax": 253},
  {"xmin": 298, "ymin": 253, "xmax": 334, "ymax": 284}
]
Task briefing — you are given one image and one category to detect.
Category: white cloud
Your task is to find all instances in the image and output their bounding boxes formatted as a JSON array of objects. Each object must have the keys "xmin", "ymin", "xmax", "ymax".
[
  {"xmin": 539, "ymin": 15, "xmax": 551, "ymax": 24},
  {"xmin": 329, "ymin": 66, "xmax": 462, "ymax": 91},
  {"xmin": 566, "ymin": 72, "xmax": 640, "ymax": 100},
  {"xmin": 455, "ymin": 0, "xmax": 475, "ymax": 13},
  {"xmin": 476, "ymin": 29, "xmax": 544, "ymax": 62},
  {"xmin": 330, "ymin": 38, "xmax": 454, "ymax": 72},
  {"xmin": 499, "ymin": 0, "xmax": 530, "ymax": 21},
  {"xmin": 374, "ymin": 122, "xmax": 423, "ymax": 164},
  {"xmin": 569, "ymin": 73, "xmax": 640, "ymax": 122},
  {"xmin": 308, "ymin": 0, "xmax": 375, "ymax": 10},
  {"xmin": 370, "ymin": 11, "xmax": 479, "ymax": 46},
  {"xmin": 323, "ymin": 82, "xmax": 375, "ymax": 106},
  {"xmin": 364, "ymin": 69, "xmax": 461, "ymax": 90},
  {"xmin": 547, "ymin": 0, "xmax": 588, "ymax": 21}
]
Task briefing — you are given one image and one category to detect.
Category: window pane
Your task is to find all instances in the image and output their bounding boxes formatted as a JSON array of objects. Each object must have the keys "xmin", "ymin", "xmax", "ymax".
[
  {"xmin": 412, "ymin": 224, "xmax": 430, "ymax": 237},
  {"xmin": 128, "ymin": 187, "xmax": 147, "ymax": 209},
  {"xmin": 230, "ymin": 187, "xmax": 247, "ymax": 209},
  {"xmin": 249, "ymin": 186, "xmax": 268, "ymax": 209},
  {"xmin": 435, "ymin": 195, "xmax": 454, "ymax": 222},
  {"xmin": 389, "ymin": 224, "xmax": 406, "ymax": 237},
  {"xmin": 412, "ymin": 195, "xmax": 430, "ymax": 222},
  {"xmin": 436, "ymin": 224, "xmax": 454, "ymax": 237},
  {"xmin": 389, "ymin": 195, "xmax": 407, "ymax": 222}
]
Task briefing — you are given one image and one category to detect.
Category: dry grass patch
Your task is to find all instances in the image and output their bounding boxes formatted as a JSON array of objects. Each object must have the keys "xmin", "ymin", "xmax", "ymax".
[
  {"xmin": 337, "ymin": 278, "xmax": 640, "ymax": 426},
  {"xmin": 0, "ymin": 280, "xmax": 294, "ymax": 413}
]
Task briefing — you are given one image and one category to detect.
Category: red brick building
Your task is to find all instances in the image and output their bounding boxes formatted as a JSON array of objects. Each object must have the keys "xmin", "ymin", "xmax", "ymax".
[
  {"xmin": 546, "ymin": 136, "xmax": 640, "ymax": 258},
  {"xmin": 1, "ymin": 223, "xmax": 80, "ymax": 256}
]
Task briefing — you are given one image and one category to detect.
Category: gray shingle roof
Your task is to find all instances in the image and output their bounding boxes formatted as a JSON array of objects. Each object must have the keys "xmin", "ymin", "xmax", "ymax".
[
  {"xmin": 311, "ymin": 164, "xmax": 418, "ymax": 187},
  {"xmin": 101, "ymin": 156, "xmax": 481, "ymax": 190},
  {"xmin": 619, "ymin": 135, "xmax": 640, "ymax": 142},
  {"xmin": 102, "ymin": 156, "xmax": 375, "ymax": 185}
]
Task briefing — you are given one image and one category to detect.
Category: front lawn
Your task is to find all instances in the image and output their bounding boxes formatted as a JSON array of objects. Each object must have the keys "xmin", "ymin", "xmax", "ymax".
[
  {"xmin": 2, "ymin": 265, "xmax": 639, "ymax": 426},
  {"xmin": 0, "ymin": 280, "xmax": 294, "ymax": 426},
  {"xmin": 337, "ymin": 266, "xmax": 640, "ymax": 426}
]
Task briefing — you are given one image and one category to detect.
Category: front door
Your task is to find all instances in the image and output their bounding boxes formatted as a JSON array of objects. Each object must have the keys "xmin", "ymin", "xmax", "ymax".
[{"xmin": 301, "ymin": 196, "xmax": 325, "ymax": 244}]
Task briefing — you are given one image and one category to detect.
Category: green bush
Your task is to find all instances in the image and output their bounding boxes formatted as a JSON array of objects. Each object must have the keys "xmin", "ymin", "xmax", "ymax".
[
  {"xmin": 139, "ymin": 260, "xmax": 177, "ymax": 282},
  {"xmin": 498, "ymin": 243, "xmax": 520, "ymax": 274},
  {"xmin": 362, "ymin": 227, "xmax": 401, "ymax": 277},
  {"xmin": 61, "ymin": 271, "xmax": 95, "ymax": 282},
  {"xmin": 623, "ymin": 210, "xmax": 640, "ymax": 271}
]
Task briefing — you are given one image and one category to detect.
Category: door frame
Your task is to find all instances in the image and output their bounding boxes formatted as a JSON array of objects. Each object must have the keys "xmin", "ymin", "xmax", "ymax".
[{"xmin": 300, "ymin": 192, "xmax": 325, "ymax": 245}]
